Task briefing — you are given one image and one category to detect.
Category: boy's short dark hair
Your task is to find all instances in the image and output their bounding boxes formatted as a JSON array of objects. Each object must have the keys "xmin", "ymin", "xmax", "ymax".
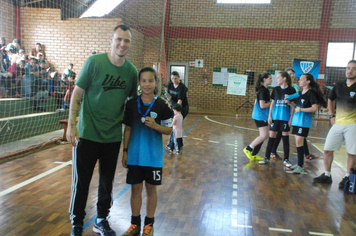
[{"xmin": 172, "ymin": 103, "xmax": 182, "ymax": 112}]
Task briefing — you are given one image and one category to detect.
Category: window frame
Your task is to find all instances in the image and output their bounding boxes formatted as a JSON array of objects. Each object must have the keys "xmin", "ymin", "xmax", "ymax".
[{"xmin": 326, "ymin": 42, "xmax": 356, "ymax": 67}]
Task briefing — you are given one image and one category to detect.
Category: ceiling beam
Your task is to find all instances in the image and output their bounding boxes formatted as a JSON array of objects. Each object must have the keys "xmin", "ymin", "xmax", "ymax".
[{"xmin": 74, "ymin": 0, "xmax": 88, "ymax": 7}]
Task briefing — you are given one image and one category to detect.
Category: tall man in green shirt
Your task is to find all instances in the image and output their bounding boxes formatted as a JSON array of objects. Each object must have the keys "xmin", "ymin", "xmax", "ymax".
[{"xmin": 67, "ymin": 24, "xmax": 138, "ymax": 236}]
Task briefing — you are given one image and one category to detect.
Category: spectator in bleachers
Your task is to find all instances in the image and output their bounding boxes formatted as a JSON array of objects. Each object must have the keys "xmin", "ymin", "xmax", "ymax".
[
  {"xmin": 22, "ymin": 58, "xmax": 39, "ymax": 98},
  {"xmin": 23, "ymin": 54, "xmax": 30, "ymax": 63},
  {"xmin": 6, "ymin": 39, "xmax": 21, "ymax": 64},
  {"xmin": 39, "ymin": 60, "xmax": 49, "ymax": 90},
  {"xmin": 30, "ymin": 42, "xmax": 46, "ymax": 60},
  {"xmin": 7, "ymin": 59, "xmax": 26, "ymax": 98},
  {"xmin": 61, "ymin": 63, "xmax": 75, "ymax": 84},
  {"xmin": 0, "ymin": 50, "xmax": 13, "ymax": 98},
  {"xmin": 60, "ymin": 72, "xmax": 75, "ymax": 110},
  {"xmin": 11, "ymin": 49, "xmax": 25, "ymax": 65},
  {"xmin": 1, "ymin": 37, "xmax": 10, "ymax": 69},
  {"xmin": 37, "ymin": 52, "xmax": 50, "ymax": 71},
  {"xmin": 33, "ymin": 70, "xmax": 48, "ymax": 111},
  {"xmin": 0, "ymin": 37, "xmax": 6, "ymax": 51},
  {"xmin": 49, "ymin": 72, "xmax": 66, "ymax": 109}
]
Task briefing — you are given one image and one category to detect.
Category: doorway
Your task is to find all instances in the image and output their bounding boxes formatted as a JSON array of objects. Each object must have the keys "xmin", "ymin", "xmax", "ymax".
[{"xmin": 167, "ymin": 62, "xmax": 189, "ymax": 87}]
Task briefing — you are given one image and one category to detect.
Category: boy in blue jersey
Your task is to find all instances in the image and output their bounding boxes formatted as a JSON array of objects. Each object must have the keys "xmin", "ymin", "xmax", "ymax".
[
  {"xmin": 244, "ymin": 72, "xmax": 272, "ymax": 161},
  {"xmin": 259, "ymin": 71, "xmax": 296, "ymax": 167},
  {"xmin": 122, "ymin": 67, "xmax": 172, "ymax": 236},
  {"xmin": 287, "ymin": 73, "xmax": 326, "ymax": 173}
]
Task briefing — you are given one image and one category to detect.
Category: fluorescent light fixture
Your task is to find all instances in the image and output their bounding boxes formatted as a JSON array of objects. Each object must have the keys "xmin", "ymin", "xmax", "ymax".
[
  {"xmin": 80, "ymin": 0, "xmax": 123, "ymax": 18},
  {"xmin": 217, "ymin": 0, "xmax": 271, "ymax": 3}
]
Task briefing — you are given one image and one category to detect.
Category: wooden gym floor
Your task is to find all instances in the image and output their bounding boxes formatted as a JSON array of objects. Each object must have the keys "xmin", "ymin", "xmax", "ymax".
[{"xmin": 0, "ymin": 114, "xmax": 355, "ymax": 236}]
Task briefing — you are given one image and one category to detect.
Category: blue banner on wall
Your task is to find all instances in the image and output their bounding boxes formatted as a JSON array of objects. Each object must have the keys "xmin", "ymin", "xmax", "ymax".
[{"xmin": 292, "ymin": 59, "xmax": 321, "ymax": 79}]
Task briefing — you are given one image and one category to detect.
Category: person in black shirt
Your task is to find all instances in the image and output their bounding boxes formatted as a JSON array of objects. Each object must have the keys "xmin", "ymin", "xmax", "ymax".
[
  {"xmin": 166, "ymin": 71, "xmax": 189, "ymax": 150},
  {"xmin": 167, "ymin": 71, "xmax": 189, "ymax": 118}
]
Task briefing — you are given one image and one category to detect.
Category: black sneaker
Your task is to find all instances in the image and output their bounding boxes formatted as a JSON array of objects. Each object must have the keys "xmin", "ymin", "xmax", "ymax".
[
  {"xmin": 71, "ymin": 225, "xmax": 83, "ymax": 236},
  {"xmin": 313, "ymin": 173, "xmax": 332, "ymax": 183},
  {"xmin": 93, "ymin": 219, "xmax": 116, "ymax": 236},
  {"xmin": 339, "ymin": 176, "xmax": 349, "ymax": 189}
]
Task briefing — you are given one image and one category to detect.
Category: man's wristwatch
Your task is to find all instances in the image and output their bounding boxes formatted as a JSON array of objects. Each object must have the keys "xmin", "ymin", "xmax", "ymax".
[{"xmin": 329, "ymin": 115, "xmax": 335, "ymax": 119}]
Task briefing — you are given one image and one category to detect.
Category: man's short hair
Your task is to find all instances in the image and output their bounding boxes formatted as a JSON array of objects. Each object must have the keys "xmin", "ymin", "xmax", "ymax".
[
  {"xmin": 348, "ymin": 60, "xmax": 356, "ymax": 64},
  {"xmin": 69, "ymin": 63, "xmax": 73, "ymax": 67},
  {"xmin": 36, "ymin": 43, "xmax": 41, "ymax": 46},
  {"xmin": 13, "ymin": 39, "xmax": 20, "ymax": 44},
  {"xmin": 113, "ymin": 24, "xmax": 132, "ymax": 35},
  {"xmin": 285, "ymin": 67, "xmax": 295, "ymax": 73}
]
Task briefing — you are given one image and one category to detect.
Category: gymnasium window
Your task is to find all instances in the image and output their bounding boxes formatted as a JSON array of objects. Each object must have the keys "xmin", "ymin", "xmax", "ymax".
[
  {"xmin": 326, "ymin": 42, "xmax": 356, "ymax": 67},
  {"xmin": 217, "ymin": 0, "xmax": 271, "ymax": 4}
]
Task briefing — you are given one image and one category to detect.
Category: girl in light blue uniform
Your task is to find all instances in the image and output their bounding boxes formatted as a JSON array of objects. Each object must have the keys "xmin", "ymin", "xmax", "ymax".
[
  {"xmin": 259, "ymin": 71, "xmax": 296, "ymax": 166},
  {"xmin": 288, "ymin": 73, "xmax": 326, "ymax": 173},
  {"xmin": 243, "ymin": 73, "xmax": 272, "ymax": 161}
]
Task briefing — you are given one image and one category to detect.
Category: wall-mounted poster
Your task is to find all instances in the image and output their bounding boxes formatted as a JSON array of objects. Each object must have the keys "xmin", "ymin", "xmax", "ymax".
[{"xmin": 227, "ymin": 74, "xmax": 248, "ymax": 96}]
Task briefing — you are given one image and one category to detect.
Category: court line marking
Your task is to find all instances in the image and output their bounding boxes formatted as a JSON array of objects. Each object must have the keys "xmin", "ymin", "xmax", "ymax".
[
  {"xmin": 192, "ymin": 138, "xmax": 202, "ymax": 140},
  {"xmin": 208, "ymin": 140, "xmax": 220, "ymax": 143},
  {"xmin": 0, "ymin": 160, "xmax": 72, "ymax": 198},
  {"xmin": 311, "ymin": 142, "xmax": 324, "ymax": 154},
  {"xmin": 204, "ymin": 116, "xmax": 326, "ymax": 140},
  {"xmin": 309, "ymin": 232, "xmax": 334, "ymax": 236},
  {"xmin": 269, "ymin": 227, "xmax": 293, "ymax": 232}
]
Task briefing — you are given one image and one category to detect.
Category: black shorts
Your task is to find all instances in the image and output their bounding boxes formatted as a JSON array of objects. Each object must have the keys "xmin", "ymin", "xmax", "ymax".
[
  {"xmin": 254, "ymin": 119, "xmax": 268, "ymax": 128},
  {"xmin": 270, "ymin": 120, "xmax": 290, "ymax": 132},
  {"xmin": 292, "ymin": 126, "xmax": 309, "ymax": 137},
  {"xmin": 126, "ymin": 165, "xmax": 162, "ymax": 185}
]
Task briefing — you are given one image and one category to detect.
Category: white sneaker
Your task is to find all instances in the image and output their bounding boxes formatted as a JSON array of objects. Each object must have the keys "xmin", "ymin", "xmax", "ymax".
[
  {"xmin": 290, "ymin": 164, "xmax": 298, "ymax": 170},
  {"xmin": 283, "ymin": 159, "xmax": 292, "ymax": 168},
  {"xmin": 293, "ymin": 166, "xmax": 304, "ymax": 174},
  {"xmin": 259, "ymin": 157, "xmax": 270, "ymax": 165}
]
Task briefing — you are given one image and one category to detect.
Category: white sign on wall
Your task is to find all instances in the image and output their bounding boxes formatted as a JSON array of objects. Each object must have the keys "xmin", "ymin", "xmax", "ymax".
[
  {"xmin": 195, "ymin": 59, "xmax": 203, "ymax": 68},
  {"xmin": 227, "ymin": 74, "xmax": 248, "ymax": 96}
]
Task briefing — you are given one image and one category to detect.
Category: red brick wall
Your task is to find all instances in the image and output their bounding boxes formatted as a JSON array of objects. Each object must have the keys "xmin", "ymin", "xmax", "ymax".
[
  {"xmin": 19, "ymin": 8, "xmax": 144, "ymax": 74},
  {"xmin": 0, "ymin": 0, "xmax": 15, "ymax": 45},
  {"xmin": 1, "ymin": 0, "xmax": 355, "ymax": 112}
]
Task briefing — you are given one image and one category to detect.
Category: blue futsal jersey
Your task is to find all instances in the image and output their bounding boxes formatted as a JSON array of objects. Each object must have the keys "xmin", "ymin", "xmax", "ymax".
[
  {"xmin": 252, "ymin": 86, "xmax": 270, "ymax": 121},
  {"xmin": 271, "ymin": 86, "xmax": 296, "ymax": 121},
  {"xmin": 123, "ymin": 96, "xmax": 172, "ymax": 168},
  {"xmin": 291, "ymin": 90, "xmax": 318, "ymax": 128}
]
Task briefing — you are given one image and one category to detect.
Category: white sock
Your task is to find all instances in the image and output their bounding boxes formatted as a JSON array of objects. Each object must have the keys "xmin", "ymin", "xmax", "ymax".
[
  {"xmin": 345, "ymin": 173, "xmax": 350, "ymax": 177},
  {"xmin": 325, "ymin": 171, "xmax": 331, "ymax": 177},
  {"xmin": 96, "ymin": 218, "xmax": 104, "ymax": 223},
  {"xmin": 249, "ymin": 145, "xmax": 254, "ymax": 149}
]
